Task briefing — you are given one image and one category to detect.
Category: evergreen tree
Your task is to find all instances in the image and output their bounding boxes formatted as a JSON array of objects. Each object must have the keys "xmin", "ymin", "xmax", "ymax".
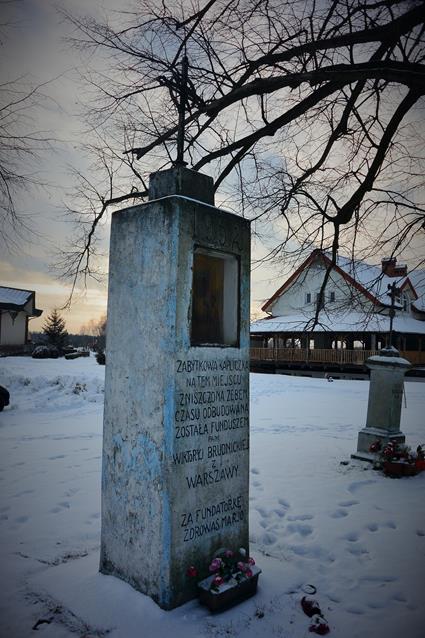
[{"xmin": 43, "ymin": 309, "xmax": 68, "ymax": 351}]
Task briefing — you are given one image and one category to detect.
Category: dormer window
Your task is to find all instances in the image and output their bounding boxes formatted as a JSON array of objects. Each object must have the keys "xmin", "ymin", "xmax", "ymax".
[
  {"xmin": 329, "ymin": 291, "xmax": 335, "ymax": 302},
  {"xmin": 305, "ymin": 293, "xmax": 311, "ymax": 304}
]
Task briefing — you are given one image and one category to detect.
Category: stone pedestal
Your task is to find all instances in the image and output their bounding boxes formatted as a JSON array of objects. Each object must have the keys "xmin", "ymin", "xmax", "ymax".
[
  {"xmin": 352, "ymin": 347, "xmax": 411, "ymax": 462},
  {"xmin": 100, "ymin": 166, "xmax": 251, "ymax": 610}
]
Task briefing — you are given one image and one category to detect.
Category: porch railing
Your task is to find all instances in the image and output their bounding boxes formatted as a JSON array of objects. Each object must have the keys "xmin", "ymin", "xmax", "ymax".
[{"xmin": 250, "ymin": 347, "xmax": 425, "ymax": 366}]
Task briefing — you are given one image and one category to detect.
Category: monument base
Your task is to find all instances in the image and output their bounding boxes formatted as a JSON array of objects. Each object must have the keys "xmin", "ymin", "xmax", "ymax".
[{"xmin": 352, "ymin": 426, "xmax": 405, "ymax": 463}]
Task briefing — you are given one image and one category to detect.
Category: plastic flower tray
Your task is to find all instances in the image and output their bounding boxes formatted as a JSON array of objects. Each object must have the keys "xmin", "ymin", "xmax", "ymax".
[
  {"xmin": 198, "ymin": 566, "xmax": 261, "ymax": 612},
  {"xmin": 383, "ymin": 460, "xmax": 417, "ymax": 477}
]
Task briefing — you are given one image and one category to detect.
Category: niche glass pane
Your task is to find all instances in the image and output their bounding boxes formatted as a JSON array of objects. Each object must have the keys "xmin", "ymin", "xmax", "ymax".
[{"xmin": 191, "ymin": 248, "xmax": 239, "ymax": 346}]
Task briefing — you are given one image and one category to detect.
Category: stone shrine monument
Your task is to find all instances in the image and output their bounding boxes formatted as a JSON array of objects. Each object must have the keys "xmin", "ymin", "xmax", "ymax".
[
  {"xmin": 353, "ymin": 347, "xmax": 411, "ymax": 461},
  {"xmin": 100, "ymin": 165, "xmax": 251, "ymax": 609}
]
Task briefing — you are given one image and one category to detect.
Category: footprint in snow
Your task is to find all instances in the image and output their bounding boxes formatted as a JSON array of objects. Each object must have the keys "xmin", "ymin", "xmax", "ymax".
[
  {"xmin": 255, "ymin": 506, "xmax": 271, "ymax": 518},
  {"xmin": 346, "ymin": 606, "xmax": 364, "ymax": 615},
  {"xmin": 13, "ymin": 489, "xmax": 35, "ymax": 498},
  {"xmin": 64, "ymin": 488, "xmax": 79, "ymax": 498},
  {"xmin": 344, "ymin": 531, "xmax": 359, "ymax": 542},
  {"xmin": 384, "ymin": 520, "xmax": 397, "ymax": 530},
  {"xmin": 330, "ymin": 509, "xmax": 348, "ymax": 519},
  {"xmin": 366, "ymin": 523, "xmax": 378, "ymax": 532},
  {"xmin": 348, "ymin": 480, "xmax": 377, "ymax": 494},
  {"xmin": 50, "ymin": 501, "xmax": 70, "ymax": 514},
  {"xmin": 261, "ymin": 532, "xmax": 277, "ymax": 546},
  {"xmin": 289, "ymin": 544, "xmax": 331, "ymax": 561},
  {"xmin": 338, "ymin": 499, "xmax": 359, "ymax": 507},
  {"xmin": 367, "ymin": 600, "xmax": 386, "ymax": 610},
  {"xmin": 14, "ymin": 516, "xmax": 29, "ymax": 524},
  {"xmin": 251, "ymin": 467, "xmax": 260, "ymax": 475},
  {"xmin": 48, "ymin": 455, "xmax": 66, "ymax": 460},
  {"xmin": 392, "ymin": 593, "xmax": 407, "ymax": 603},
  {"xmin": 347, "ymin": 545, "xmax": 369, "ymax": 557},
  {"xmin": 362, "ymin": 574, "xmax": 396, "ymax": 584},
  {"xmin": 287, "ymin": 513, "xmax": 313, "ymax": 521},
  {"xmin": 416, "ymin": 529, "xmax": 425, "ymax": 537},
  {"xmin": 278, "ymin": 498, "xmax": 290, "ymax": 508},
  {"xmin": 286, "ymin": 522, "xmax": 313, "ymax": 537}
]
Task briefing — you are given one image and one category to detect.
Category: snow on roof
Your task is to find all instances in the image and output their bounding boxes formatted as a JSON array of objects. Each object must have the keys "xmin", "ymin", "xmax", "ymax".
[
  {"xmin": 263, "ymin": 250, "xmax": 425, "ymax": 313},
  {"xmin": 407, "ymin": 270, "xmax": 425, "ymax": 312},
  {"xmin": 0, "ymin": 286, "xmax": 33, "ymax": 307},
  {"xmin": 308, "ymin": 252, "xmax": 407, "ymax": 308},
  {"xmin": 251, "ymin": 310, "xmax": 425, "ymax": 335},
  {"xmin": 332, "ymin": 253, "xmax": 411, "ymax": 308}
]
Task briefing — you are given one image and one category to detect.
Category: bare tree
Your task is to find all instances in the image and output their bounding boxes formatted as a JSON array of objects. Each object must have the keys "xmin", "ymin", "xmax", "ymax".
[
  {"xmin": 59, "ymin": 0, "xmax": 425, "ymax": 300},
  {"xmin": 0, "ymin": 1, "xmax": 54, "ymax": 249}
]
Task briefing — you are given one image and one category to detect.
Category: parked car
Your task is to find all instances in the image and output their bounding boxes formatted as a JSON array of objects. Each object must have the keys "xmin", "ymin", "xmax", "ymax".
[{"xmin": 0, "ymin": 385, "xmax": 10, "ymax": 411}]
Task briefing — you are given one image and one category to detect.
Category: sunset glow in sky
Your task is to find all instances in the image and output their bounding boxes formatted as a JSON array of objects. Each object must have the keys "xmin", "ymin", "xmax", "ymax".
[
  {"xmin": 2, "ymin": 1, "xmax": 423, "ymax": 335},
  {"xmin": 0, "ymin": 0, "xmax": 284, "ymax": 333}
]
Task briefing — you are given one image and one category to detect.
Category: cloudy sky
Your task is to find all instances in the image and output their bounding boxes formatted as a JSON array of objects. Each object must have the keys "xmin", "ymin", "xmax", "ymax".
[
  {"xmin": 1, "ymin": 0, "xmax": 111, "ymax": 332},
  {"xmin": 0, "ymin": 0, "xmax": 286, "ymax": 333}
]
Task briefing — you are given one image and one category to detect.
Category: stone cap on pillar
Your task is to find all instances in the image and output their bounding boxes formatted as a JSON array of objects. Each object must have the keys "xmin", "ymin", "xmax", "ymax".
[
  {"xmin": 148, "ymin": 166, "xmax": 215, "ymax": 205},
  {"xmin": 366, "ymin": 346, "xmax": 411, "ymax": 370}
]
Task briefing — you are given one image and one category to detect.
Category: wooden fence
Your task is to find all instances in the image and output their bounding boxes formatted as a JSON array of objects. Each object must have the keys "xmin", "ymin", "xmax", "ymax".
[{"xmin": 250, "ymin": 347, "xmax": 425, "ymax": 366}]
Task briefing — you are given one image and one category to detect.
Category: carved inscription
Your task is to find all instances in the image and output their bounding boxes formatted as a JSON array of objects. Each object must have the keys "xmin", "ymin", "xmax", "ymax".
[
  {"xmin": 180, "ymin": 496, "xmax": 245, "ymax": 542},
  {"xmin": 174, "ymin": 358, "xmax": 249, "ymax": 543}
]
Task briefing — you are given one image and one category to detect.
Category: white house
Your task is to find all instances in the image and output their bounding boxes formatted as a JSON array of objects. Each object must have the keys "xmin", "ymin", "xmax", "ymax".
[
  {"xmin": 251, "ymin": 250, "xmax": 425, "ymax": 367},
  {"xmin": 0, "ymin": 286, "xmax": 42, "ymax": 351}
]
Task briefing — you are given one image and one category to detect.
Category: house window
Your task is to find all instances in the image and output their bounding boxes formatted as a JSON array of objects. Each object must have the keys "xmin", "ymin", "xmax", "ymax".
[
  {"xmin": 191, "ymin": 247, "xmax": 239, "ymax": 347},
  {"xmin": 402, "ymin": 293, "xmax": 410, "ymax": 312},
  {"xmin": 316, "ymin": 292, "xmax": 324, "ymax": 310},
  {"xmin": 329, "ymin": 291, "xmax": 335, "ymax": 302},
  {"xmin": 305, "ymin": 293, "xmax": 311, "ymax": 304}
]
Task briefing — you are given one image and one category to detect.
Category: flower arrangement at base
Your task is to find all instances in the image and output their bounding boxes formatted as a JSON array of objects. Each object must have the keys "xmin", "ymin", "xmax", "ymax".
[
  {"xmin": 187, "ymin": 548, "xmax": 261, "ymax": 612},
  {"xmin": 369, "ymin": 440, "xmax": 422, "ymax": 477}
]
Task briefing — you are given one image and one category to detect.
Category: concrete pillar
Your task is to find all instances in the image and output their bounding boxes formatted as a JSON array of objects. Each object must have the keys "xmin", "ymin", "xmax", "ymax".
[
  {"xmin": 100, "ymin": 166, "xmax": 251, "ymax": 609},
  {"xmin": 352, "ymin": 347, "xmax": 411, "ymax": 462}
]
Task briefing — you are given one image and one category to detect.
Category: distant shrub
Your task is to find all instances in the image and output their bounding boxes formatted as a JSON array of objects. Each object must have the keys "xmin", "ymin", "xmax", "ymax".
[
  {"xmin": 32, "ymin": 345, "xmax": 59, "ymax": 359},
  {"xmin": 96, "ymin": 351, "xmax": 106, "ymax": 365}
]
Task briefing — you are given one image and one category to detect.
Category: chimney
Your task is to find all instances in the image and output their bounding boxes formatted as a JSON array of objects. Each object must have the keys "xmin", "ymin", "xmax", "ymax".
[{"xmin": 381, "ymin": 257, "xmax": 407, "ymax": 277}]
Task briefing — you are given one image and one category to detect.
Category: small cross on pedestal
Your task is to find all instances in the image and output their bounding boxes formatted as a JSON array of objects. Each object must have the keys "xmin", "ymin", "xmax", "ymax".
[
  {"xmin": 387, "ymin": 281, "xmax": 401, "ymax": 347},
  {"xmin": 174, "ymin": 55, "xmax": 189, "ymax": 167}
]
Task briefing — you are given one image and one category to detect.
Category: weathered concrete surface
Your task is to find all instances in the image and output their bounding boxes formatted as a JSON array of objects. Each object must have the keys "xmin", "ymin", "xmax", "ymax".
[
  {"xmin": 149, "ymin": 166, "xmax": 214, "ymax": 205},
  {"xmin": 100, "ymin": 184, "xmax": 250, "ymax": 610},
  {"xmin": 353, "ymin": 350, "xmax": 411, "ymax": 460}
]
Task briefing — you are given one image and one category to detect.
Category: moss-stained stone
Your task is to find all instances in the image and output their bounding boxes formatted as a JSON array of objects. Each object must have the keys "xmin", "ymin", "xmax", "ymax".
[{"xmin": 100, "ymin": 168, "xmax": 250, "ymax": 610}]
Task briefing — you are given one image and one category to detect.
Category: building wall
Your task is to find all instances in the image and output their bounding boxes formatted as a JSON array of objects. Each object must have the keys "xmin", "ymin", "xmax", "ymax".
[
  {"xmin": 269, "ymin": 261, "xmax": 374, "ymax": 316},
  {"xmin": 0, "ymin": 310, "xmax": 27, "ymax": 345}
]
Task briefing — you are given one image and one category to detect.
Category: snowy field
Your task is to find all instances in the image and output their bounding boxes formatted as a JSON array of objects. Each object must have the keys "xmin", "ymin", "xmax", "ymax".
[{"xmin": 0, "ymin": 356, "xmax": 424, "ymax": 638}]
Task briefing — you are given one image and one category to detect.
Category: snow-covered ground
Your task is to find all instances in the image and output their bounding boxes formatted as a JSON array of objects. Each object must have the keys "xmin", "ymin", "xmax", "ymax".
[{"xmin": 0, "ymin": 356, "xmax": 424, "ymax": 638}]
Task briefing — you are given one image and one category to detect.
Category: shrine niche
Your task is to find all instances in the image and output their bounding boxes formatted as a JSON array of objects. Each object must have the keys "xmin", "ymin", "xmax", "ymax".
[{"xmin": 191, "ymin": 248, "xmax": 239, "ymax": 347}]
